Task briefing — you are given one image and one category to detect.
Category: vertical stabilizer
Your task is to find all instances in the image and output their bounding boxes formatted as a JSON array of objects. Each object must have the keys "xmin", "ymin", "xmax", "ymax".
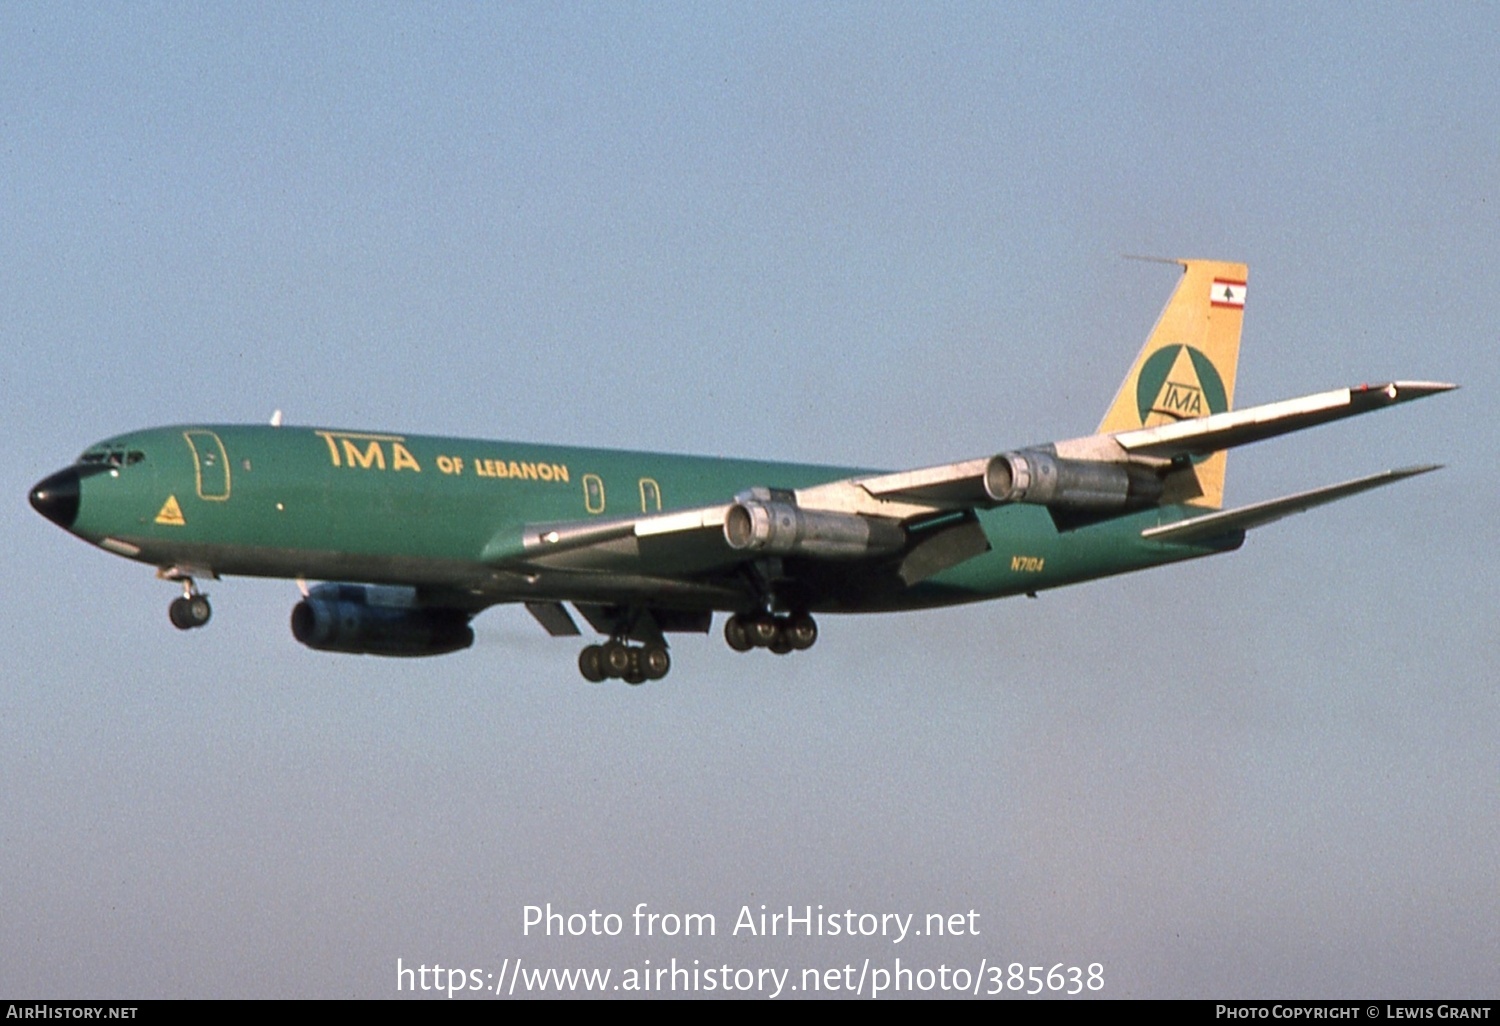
[{"xmin": 1097, "ymin": 259, "xmax": 1247, "ymax": 508}]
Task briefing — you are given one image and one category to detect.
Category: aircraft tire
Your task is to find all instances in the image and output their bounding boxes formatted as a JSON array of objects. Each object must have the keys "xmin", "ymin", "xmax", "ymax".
[
  {"xmin": 724, "ymin": 615, "xmax": 753, "ymax": 652},
  {"xmin": 602, "ymin": 641, "xmax": 632, "ymax": 678},
  {"xmin": 768, "ymin": 627, "xmax": 793, "ymax": 655},
  {"xmin": 623, "ymin": 650, "xmax": 647, "ymax": 685},
  {"xmin": 185, "ymin": 596, "xmax": 211, "ymax": 628},
  {"xmin": 578, "ymin": 645, "xmax": 607, "ymax": 683},
  {"xmin": 169, "ymin": 596, "xmax": 211, "ymax": 630},
  {"xmin": 168, "ymin": 598, "xmax": 195, "ymax": 630},
  {"xmin": 787, "ymin": 613, "xmax": 817, "ymax": 650},
  {"xmin": 641, "ymin": 643, "xmax": 670, "ymax": 680},
  {"xmin": 749, "ymin": 615, "xmax": 779, "ymax": 648}
]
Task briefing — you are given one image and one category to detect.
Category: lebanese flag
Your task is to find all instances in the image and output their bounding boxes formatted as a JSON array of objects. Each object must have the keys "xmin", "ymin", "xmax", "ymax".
[{"xmin": 1211, "ymin": 279, "xmax": 1247, "ymax": 307}]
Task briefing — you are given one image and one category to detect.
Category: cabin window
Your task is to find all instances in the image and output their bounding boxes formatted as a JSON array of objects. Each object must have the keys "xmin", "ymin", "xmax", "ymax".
[
  {"xmin": 583, "ymin": 474, "xmax": 606, "ymax": 514},
  {"xmin": 639, "ymin": 478, "xmax": 661, "ymax": 513}
]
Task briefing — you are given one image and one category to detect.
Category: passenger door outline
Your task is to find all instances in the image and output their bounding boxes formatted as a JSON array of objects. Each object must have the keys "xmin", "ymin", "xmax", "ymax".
[{"xmin": 184, "ymin": 430, "xmax": 231, "ymax": 501}]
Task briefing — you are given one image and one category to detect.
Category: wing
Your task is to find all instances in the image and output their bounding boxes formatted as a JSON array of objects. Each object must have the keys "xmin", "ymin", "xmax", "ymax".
[
  {"xmin": 482, "ymin": 379, "xmax": 1453, "ymax": 618},
  {"xmin": 786, "ymin": 380, "xmax": 1453, "ymax": 518}
]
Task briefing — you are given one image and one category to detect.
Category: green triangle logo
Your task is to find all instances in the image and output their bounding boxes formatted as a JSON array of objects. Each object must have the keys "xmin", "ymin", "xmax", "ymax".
[{"xmin": 1135, "ymin": 345, "xmax": 1228, "ymax": 424}]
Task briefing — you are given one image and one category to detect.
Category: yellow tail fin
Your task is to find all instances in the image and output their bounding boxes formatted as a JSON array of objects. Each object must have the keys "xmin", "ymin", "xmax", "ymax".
[{"xmin": 1097, "ymin": 259, "xmax": 1247, "ymax": 508}]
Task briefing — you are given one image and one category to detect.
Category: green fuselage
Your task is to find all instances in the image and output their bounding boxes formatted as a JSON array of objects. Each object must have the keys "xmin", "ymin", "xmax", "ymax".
[{"xmin": 45, "ymin": 424, "xmax": 1238, "ymax": 616}]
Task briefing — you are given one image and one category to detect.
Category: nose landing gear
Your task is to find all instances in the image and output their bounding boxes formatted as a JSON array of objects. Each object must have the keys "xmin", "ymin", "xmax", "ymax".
[{"xmin": 167, "ymin": 580, "xmax": 212, "ymax": 630}]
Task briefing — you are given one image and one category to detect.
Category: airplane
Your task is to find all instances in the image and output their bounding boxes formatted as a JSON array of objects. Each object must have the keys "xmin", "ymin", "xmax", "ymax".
[{"xmin": 29, "ymin": 259, "xmax": 1453, "ymax": 684}]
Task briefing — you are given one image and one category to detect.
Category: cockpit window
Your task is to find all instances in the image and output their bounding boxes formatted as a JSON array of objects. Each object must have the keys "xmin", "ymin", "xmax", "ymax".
[{"xmin": 77, "ymin": 448, "xmax": 146, "ymax": 468}]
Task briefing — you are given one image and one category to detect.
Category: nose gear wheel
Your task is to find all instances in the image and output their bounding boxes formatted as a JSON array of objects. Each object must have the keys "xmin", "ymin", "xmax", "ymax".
[{"xmin": 167, "ymin": 579, "xmax": 212, "ymax": 630}]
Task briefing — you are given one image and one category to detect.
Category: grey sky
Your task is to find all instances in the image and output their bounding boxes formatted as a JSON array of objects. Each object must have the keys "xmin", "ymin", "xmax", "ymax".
[{"xmin": 1, "ymin": 3, "xmax": 1494, "ymax": 998}]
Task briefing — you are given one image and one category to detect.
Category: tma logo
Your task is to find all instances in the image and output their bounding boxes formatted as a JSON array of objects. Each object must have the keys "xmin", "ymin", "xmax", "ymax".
[{"xmin": 1135, "ymin": 345, "xmax": 1228, "ymax": 424}]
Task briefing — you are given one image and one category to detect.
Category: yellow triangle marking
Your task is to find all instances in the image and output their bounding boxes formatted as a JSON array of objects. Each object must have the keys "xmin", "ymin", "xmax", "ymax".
[{"xmin": 155, "ymin": 495, "xmax": 186, "ymax": 526}]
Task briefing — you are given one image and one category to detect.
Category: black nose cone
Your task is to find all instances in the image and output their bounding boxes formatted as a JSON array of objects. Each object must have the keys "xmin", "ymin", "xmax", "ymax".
[{"xmin": 30, "ymin": 468, "xmax": 81, "ymax": 529}]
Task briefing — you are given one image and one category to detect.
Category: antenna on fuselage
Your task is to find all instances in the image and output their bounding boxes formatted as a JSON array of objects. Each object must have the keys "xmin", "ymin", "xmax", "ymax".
[{"xmin": 270, "ymin": 409, "xmax": 284, "ymax": 427}]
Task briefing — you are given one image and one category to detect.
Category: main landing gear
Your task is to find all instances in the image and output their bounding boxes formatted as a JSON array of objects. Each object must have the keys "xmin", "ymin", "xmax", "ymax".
[
  {"xmin": 578, "ymin": 639, "xmax": 671, "ymax": 685},
  {"xmin": 723, "ymin": 612, "xmax": 817, "ymax": 655},
  {"xmin": 167, "ymin": 580, "xmax": 212, "ymax": 630}
]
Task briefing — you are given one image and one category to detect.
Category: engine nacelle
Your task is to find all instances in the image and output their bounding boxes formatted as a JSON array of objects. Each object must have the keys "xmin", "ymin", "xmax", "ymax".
[
  {"xmin": 984, "ymin": 451, "xmax": 1163, "ymax": 511},
  {"xmin": 291, "ymin": 583, "xmax": 473, "ymax": 657},
  {"xmin": 724, "ymin": 493, "xmax": 905, "ymax": 559}
]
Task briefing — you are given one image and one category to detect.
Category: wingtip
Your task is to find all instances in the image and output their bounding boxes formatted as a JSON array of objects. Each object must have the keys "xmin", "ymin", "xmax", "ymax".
[
  {"xmin": 1352, "ymin": 381, "xmax": 1458, "ymax": 402},
  {"xmin": 1390, "ymin": 463, "xmax": 1445, "ymax": 479},
  {"xmin": 1392, "ymin": 381, "xmax": 1458, "ymax": 397}
]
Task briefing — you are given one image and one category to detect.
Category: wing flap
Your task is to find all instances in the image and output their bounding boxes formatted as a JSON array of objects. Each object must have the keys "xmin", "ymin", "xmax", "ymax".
[
  {"xmin": 482, "ymin": 504, "xmax": 731, "ymax": 563},
  {"xmin": 482, "ymin": 503, "xmax": 739, "ymax": 577},
  {"xmin": 1141, "ymin": 465, "xmax": 1440, "ymax": 544},
  {"xmin": 525, "ymin": 600, "xmax": 581, "ymax": 636},
  {"xmin": 896, "ymin": 512, "xmax": 992, "ymax": 585},
  {"xmin": 856, "ymin": 457, "xmax": 995, "ymax": 506}
]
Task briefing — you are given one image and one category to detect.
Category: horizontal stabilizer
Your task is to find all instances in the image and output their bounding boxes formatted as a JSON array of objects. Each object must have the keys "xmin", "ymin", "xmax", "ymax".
[
  {"xmin": 1114, "ymin": 381, "xmax": 1454, "ymax": 461},
  {"xmin": 1141, "ymin": 465, "xmax": 1442, "ymax": 545}
]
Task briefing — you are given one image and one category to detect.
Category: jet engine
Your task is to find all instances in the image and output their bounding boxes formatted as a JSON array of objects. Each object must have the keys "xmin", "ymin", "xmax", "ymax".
[
  {"xmin": 724, "ymin": 491, "xmax": 905, "ymax": 559},
  {"xmin": 290, "ymin": 583, "xmax": 473, "ymax": 657},
  {"xmin": 984, "ymin": 451, "xmax": 1163, "ymax": 511}
]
